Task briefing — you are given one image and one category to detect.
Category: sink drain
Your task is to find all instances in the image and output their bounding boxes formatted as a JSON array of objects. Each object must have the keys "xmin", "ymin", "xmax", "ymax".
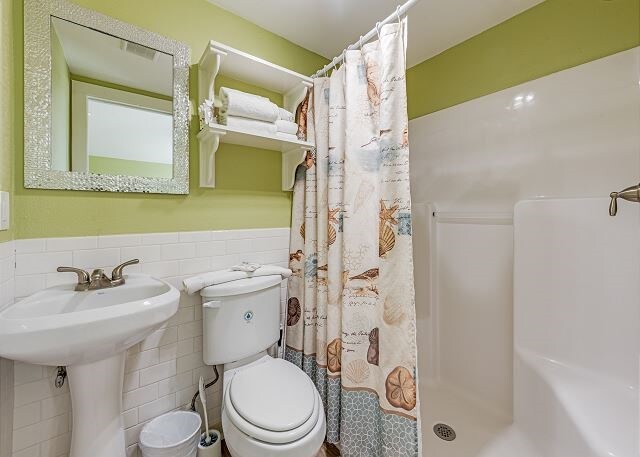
[{"xmin": 433, "ymin": 423, "xmax": 456, "ymax": 441}]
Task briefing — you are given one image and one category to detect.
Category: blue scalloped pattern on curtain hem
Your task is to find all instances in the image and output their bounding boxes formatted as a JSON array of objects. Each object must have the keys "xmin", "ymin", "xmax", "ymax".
[{"xmin": 285, "ymin": 348, "xmax": 419, "ymax": 456}]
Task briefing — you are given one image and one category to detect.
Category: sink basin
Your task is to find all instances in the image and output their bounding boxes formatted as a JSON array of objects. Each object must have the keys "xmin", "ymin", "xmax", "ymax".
[
  {"xmin": 0, "ymin": 274, "xmax": 180, "ymax": 457},
  {"xmin": 0, "ymin": 274, "xmax": 179, "ymax": 366}
]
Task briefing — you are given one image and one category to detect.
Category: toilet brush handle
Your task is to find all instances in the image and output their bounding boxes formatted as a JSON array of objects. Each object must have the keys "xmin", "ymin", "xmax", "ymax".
[{"xmin": 198, "ymin": 376, "xmax": 211, "ymax": 442}]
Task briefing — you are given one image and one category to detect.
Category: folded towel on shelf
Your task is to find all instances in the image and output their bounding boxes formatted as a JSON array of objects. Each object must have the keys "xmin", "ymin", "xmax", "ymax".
[
  {"xmin": 278, "ymin": 108, "xmax": 295, "ymax": 122},
  {"xmin": 275, "ymin": 119, "xmax": 299, "ymax": 135},
  {"xmin": 222, "ymin": 115, "xmax": 278, "ymax": 136},
  {"xmin": 198, "ymin": 99, "xmax": 215, "ymax": 129},
  {"xmin": 182, "ymin": 265, "xmax": 292, "ymax": 295},
  {"xmin": 219, "ymin": 87, "xmax": 279, "ymax": 123},
  {"xmin": 277, "ymin": 133, "xmax": 300, "ymax": 141}
]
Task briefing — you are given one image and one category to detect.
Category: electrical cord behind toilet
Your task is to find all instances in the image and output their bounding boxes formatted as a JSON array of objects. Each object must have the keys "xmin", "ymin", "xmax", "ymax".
[{"xmin": 190, "ymin": 365, "xmax": 219, "ymax": 412}]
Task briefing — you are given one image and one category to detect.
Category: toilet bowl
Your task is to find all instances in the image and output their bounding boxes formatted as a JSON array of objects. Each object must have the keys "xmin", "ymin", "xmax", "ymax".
[
  {"xmin": 200, "ymin": 273, "xmax": 326, "ymax": 457},
  {"xmin": 221, "ymin": 355, "xmax": 325, "ymax": 457}
]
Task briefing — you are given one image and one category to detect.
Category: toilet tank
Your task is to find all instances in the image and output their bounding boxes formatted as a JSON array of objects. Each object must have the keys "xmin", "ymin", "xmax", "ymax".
[{"xmin": 201, "ymin": 275, "xmax": 283, "ymax": 365}]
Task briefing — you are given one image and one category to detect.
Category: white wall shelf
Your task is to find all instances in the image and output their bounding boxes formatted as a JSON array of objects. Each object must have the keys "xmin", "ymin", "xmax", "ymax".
[
  {"xmin": 197, "ymin": 40, "xmax": 313, "ymax": 190},
  {"xmin": 197, "ymin": 123, "xmax": 311, "ymax": 190}
]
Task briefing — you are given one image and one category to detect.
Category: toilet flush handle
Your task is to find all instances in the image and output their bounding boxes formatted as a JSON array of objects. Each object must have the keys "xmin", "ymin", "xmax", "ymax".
[{"xmin": 203, "ymin": 300, "xmax": 221, "ymax": 310}]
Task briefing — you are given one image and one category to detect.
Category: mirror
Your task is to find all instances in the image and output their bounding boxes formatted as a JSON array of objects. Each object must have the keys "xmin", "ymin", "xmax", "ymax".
[
  {"xmin": 51, "ymin": 17, "xmax": 174, "ymax": 179},
  {"xmin": 24, "ymin": 0, "xmax": 190, "ymax": 194}
]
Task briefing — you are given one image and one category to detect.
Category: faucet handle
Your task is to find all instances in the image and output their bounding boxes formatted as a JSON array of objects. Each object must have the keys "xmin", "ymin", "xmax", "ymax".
[
  {"xmin": 609, "ymin": 183, "xmax": 640, "ymax": 216},
  {"xmin": 609, "ymin": 193, "xmax": 618, "ymax": 217},
  {"xmin": 111, "ymin": 259, "xmax": 140, "ymax": 283},
  {"xmin": 57, "ymin": 267, "xmax": 90, "ymax": 291}
]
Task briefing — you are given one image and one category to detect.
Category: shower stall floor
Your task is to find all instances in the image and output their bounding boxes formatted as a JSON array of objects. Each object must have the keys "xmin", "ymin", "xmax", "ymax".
[{"xmin": 421, "ymin": 383, "xmax": 511, "ymax": 457}]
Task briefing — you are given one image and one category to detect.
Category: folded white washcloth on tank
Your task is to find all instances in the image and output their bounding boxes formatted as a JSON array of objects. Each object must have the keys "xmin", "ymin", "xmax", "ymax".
[
  {"xmin": 182, "ymin": 265, "xmax": 292, "ymax": 295},
  {"xmin": 231, "ymin": 262, "xmax": 261, "ymax": 272},
  {"xmin": 219, "ymin": 87, "xmax": 279, "ymax": 123}
]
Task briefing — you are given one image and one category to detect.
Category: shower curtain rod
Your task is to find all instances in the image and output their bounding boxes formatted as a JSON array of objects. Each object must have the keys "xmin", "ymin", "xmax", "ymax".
[{"xmin": 311, "ymin": 0, "xmax": 420, "ymax": 78}]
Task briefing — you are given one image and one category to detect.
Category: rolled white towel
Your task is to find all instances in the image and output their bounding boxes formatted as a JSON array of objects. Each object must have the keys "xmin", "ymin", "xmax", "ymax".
[
  {"xmin": 223, "ymin": 115, "xmax": 278, "ymax": 136},
  {"xmin": 278, "ymin": 108, "xmax": 295, "ymax": 122},
  {"xmin": 219, "ymin": 87, "xmax": 279, "ymax": 123},
  {"xmin": 182, "ymin": 265, "xmax": 292, "ymax": 295},
  {"xmin": 275, "ymin": 119, "xmax": 299, "ymax": 135}
]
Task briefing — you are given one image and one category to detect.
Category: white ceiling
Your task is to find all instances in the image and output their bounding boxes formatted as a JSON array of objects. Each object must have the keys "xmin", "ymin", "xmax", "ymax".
[{"xmin": 207, "ymin": 0, "xmax": 544, "ymax": 69}]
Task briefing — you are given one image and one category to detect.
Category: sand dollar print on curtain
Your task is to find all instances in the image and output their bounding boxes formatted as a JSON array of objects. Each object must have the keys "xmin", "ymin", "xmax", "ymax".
[{"xmin": 286, "ymin": 21, "xmax": 419, "ymax": 456}]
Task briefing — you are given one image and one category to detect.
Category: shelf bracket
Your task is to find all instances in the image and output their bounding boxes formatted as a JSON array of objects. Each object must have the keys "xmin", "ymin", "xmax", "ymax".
[
  {"xmin": 197, "ymin": 126, "xmax": 226, "ymax": 188},
  {"xmin": 198, "ymin": 42, "xmax": 227, "ymax": 105},
  {"xmin": 281, "ymin": 146, "xmax": 308, "ymax": 191}
]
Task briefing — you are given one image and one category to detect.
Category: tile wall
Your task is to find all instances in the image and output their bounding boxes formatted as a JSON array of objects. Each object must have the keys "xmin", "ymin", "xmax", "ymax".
[
  {"xmin": 0, "ymin": 240, "xmax": 16, "ymax": 457},
  {"xmin": 0, "ymin": 241, "xmax": 14, "ymax": 311},
  {"xmin": 2, "ymin": 228, "xmax": 290, "ymax": 457}
]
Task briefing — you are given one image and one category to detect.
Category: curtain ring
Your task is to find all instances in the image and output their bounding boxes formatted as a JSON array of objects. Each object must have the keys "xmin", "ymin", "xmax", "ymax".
[
  {"xmin": 396, "ymin": 6, "xmax": 402, "ymax": 24},
  {"xmin": 358, "ymin": 35, "xmax": 364, "ymax": 49},
  {"xmin": 375, "ymin": 21, "xmax": 382, "ymax": 40}
]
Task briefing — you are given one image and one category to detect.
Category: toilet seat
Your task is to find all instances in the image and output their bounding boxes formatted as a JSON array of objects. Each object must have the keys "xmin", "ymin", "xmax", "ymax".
[{"xmin": 224, "ymin": 358, "xmax": 322, "ymax": 444}]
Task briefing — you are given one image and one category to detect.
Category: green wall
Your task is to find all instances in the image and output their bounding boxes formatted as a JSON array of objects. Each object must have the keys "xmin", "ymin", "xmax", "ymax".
[
  {"xmin": 0, "ymin": 0, "xmax": 14, "ymax": 242},
  {"xmin": 9, "ymin": 0, "xmax": 640, "ymax": 239},
  {"xmin": 407, "ymin": 0, "xmax": 640, "ymax": 119},
  {"xmin": 12, "ymin": 0, "xmax": 327, "ymax": 239}
]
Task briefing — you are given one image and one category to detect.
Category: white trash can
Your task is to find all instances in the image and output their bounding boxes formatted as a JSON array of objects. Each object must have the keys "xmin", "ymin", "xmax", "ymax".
[{"xmin": 139, "ymin": 411, "xmax": 202, "ymax": 457}]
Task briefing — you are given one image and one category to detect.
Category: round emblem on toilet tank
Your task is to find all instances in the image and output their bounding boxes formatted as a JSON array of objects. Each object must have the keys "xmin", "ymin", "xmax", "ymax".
[{"xmin": 243, "ymin": 310, "xmax": 254, "ymax": 323}]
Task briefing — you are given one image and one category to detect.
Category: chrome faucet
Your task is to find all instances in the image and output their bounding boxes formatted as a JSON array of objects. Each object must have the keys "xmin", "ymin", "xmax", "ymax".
[{"xmin": 57, "ymin": 259, "xmax": 140, "ymax": 291}]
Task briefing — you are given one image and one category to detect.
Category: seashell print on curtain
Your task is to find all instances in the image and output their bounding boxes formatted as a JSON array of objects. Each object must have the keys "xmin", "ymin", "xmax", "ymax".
[{"xmin": 286, "ymin": 21, "xmax": 419, "ymax": 457}]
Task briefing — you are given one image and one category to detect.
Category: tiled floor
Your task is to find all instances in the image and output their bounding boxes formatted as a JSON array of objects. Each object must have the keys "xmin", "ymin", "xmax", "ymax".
[{"xmin": 222, "ymin": 441, "xmax": 340, "ymax": 456}]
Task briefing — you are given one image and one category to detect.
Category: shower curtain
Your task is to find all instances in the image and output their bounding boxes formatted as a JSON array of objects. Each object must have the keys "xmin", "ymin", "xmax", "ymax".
[{"xmin": 286, "ymin": 22, "xmax": 419, "ymax": 457}]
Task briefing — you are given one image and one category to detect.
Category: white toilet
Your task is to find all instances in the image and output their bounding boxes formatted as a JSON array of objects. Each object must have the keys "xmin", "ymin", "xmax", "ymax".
[{"xmin": 201, "ymin": 275, "xmax": 326, "ymax": 457}]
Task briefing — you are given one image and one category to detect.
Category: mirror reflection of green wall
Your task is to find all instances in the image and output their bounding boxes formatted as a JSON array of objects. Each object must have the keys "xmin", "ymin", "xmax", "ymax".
[
  {"xmin": 88, "ymin": 156, "xmax": 173, "ymax": 179},
  {"xmin": 50, "ymin": 16, "xmax": 174, "ymax": 179}
]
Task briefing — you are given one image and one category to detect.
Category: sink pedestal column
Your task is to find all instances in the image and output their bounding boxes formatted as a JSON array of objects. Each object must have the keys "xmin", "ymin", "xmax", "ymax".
[{"xmin": 67, "ymin": 352, "xmax": 127, "ymax": 457}]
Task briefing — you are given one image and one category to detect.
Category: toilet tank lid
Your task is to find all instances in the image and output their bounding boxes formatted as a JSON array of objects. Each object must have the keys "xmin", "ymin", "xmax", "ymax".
[{"xmin": 200, "ymin": 275, "xmax": 283, "ymax": 298}]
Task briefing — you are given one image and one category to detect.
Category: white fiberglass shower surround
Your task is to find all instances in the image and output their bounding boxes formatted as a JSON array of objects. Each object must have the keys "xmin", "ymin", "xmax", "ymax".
[{"xmin": 410, "ymin": 47, "xmax": 640, "ymax": 457}]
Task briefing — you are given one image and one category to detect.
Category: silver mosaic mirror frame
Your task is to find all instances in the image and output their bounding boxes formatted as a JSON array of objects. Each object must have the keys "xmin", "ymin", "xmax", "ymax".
[{"xmin": 24, "ymin": 0, "xmax": 190, "ymax": 194}]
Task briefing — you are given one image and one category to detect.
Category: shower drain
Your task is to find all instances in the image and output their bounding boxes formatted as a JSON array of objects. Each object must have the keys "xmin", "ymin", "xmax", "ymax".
[{"xmin": 433, "ymin": 423, "xmax": 456, "ymax": 441}]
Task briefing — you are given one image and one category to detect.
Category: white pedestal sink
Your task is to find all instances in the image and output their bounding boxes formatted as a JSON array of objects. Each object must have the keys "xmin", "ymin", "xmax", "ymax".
[{"xmin": 0, "ymin": 275, "xmax": 180, "ymax": 457}]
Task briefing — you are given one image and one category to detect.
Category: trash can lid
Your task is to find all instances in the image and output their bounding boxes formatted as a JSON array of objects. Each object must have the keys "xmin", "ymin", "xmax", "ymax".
[{"xmin": 139, "ymin": 411, "xmax": 202, "ymax": 449}]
